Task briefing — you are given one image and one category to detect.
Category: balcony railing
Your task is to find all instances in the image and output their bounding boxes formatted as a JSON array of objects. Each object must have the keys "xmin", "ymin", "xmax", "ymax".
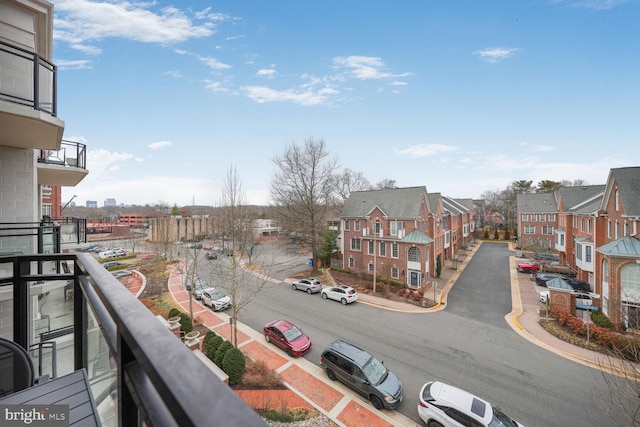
[
  {"xmin": 0, "ymin": 218, "xmax": 86, "ymax": 257},
  {"xmin": 0, "ymin": 253, "xmax": 267, "ymax": 426},
  {"xmin": 0, "ymin": 40, "xmax": 57, "ymax": 117},
  {"xmin": 37, "ymin": 140, "xmax": 87, "ymax": 170}
]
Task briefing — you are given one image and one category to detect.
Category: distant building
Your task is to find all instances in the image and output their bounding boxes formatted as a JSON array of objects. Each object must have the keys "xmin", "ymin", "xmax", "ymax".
[
  {"xmin": 104, "ymin": 198, "xmax": 117, "ymax": 207},
  {"xmin": 86, "ymin": 200, "xmax": 98, "ymax": 208}
]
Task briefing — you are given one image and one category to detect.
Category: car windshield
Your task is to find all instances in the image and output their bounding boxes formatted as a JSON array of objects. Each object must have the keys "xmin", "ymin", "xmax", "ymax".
[
  {"xmin": 488, "ymin": 406, "xmax": 518, "ymax": 427},
  {"xmin": 210, "ymin": 290, "xmax": 226, "ymax": 299},
  {"xmin": 362, "ymin": 356, "xmax": 387, "ymax": 385},
  {"xmin": 283, "ymin": 326, "xmax": 303, "ymax": 342}
]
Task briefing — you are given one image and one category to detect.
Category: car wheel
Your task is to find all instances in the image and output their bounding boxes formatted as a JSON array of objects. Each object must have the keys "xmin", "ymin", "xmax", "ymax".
[
  {"xmin": 286, "ymin": 348, "xmax": 293, "ymax": 357},
  {"xmin": 341, "ymin": 298, "xmax": 347, "ymax": 305},
  {"xmin": 322, "ymin": 293, "xmax": 328, "ymax": 299},
  {"xmin": 326, "ymin": 369, "xmax": 336, "ymax": 381},
  {"xmin": 370, "ymin": 395, "xmax": 383, "ymax": 410},
  {"xmin": 292, "ymin": 284, "xmax": 297, "ymax": 290},
  {"xmin": 264, "ymin": 334, "xmax": 271, "ymax": 343},
  {"xmin": 427, "ymin": 421, "xmax": 444, "ymax": 427},
  {"xmin": 306, "ymin": 288, "xmax": 312, "ymax": 294}
]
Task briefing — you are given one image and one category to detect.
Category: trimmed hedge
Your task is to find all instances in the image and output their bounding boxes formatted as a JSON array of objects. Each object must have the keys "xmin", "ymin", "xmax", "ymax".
[
  {"xmin": 206, "ymin": 336, "xmax": 224, "ymax": 361},
  {"xmin": 591, "ymin": 310, "xmax": 614, "ymax": 329},
  {"xmin": 168, "ymin": 308, "xmax": 181, "ymax": 319},
  {"xmin": 214, "ymin": 341, "xmax": 234, "ymax": 367},
  {"xmin": 222, "ymin": 347, "xmax": 246, "ymax": 385}
]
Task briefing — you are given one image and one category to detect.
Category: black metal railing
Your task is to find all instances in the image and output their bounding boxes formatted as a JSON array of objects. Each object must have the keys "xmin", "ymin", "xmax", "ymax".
[
  {"xmin": 0, "ymin": 217, "xmax": 86, "ymax": 255},
  {"xmin": 37, "ymin": 140, "xmax": 87, "ymax": 170},
  {"xmin": 0, "ymin": 253, "xmax": 266, "ymax": 426},
  {"xmin": 0, "ymin": 40, "xmax": 57, "ymax": 116}
]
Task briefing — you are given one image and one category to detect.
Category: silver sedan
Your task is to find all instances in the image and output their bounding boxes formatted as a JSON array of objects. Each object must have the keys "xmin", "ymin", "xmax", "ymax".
[{"xmin": 292, "ymin": 278, "xmax": 322, "ymax": 294}]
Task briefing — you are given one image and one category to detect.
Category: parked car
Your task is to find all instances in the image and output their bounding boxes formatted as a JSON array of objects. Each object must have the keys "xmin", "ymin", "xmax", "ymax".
[
  {"xmin": 320, "ymin": 340, "xmax": 403, "ymax": 410},
  {"xmin": 102, "ymin": 261, "xmax": 121, "ymax": 269},
  {"xmin": 418, "ymin": 381, "xmax": 524, "ymax": 427},
  {"xmin": 112, "ymin": 248, "xmax": 126, "ymax": 257},
  {"xmin": 567, "ymin": 279, "xmax": 591, "ymax": 293},
  {"xmin": 185, "ymin": 275, "xmax": 206, "ymax": 292},
  {"xmin": 516, "ymin": 261, "xmax": 540, "ymax": 273},
  {"xmin": 536, "ymin": 253, "xmax": 560, "ymax": 262},
  {"xmin": 80, "ymin": 244, "xmax": 98, "ymax": 252},
  {"xmin": 202, "ymin": 288, "xmax": 231, "ymax": 311},
  {"xmin": 98, "ymin": 250, "xmax": 115, "ymax": 259},
  {"xmin": 321, "ymin": 285, "xmax": 358, "ymax": 304},
  {"xmin": 203, "ymin": 245, "xmax": 213, "ymax": 250},
  {"xmin": 263, "ymin": 319, "xmax": 312, "ymax": 357},
  {"xmin": 205, "ymin": 252, "xmax": 218, "ymax": 260},
  {"xmin": 539, "ymin": 290, "xmax": 549, "ymax": 304},
  {"xmin": 292, "ymin": 278, "xmax": 322, "ymax": 294},
  {"xmin": 535, "ymin": 272, "xmax": 570, "ymax": 287},
  {"xmin": 575, "ymin": 292, "xmax": 594, "ymax": 307}
]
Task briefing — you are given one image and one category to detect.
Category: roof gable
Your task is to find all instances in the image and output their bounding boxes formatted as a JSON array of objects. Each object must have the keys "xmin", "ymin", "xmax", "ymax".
[
  {"xmin": 604, "ymin": 167, "xmax": 640, "ymax": 216},
  {"xmin": 340, "ymin": 187, "xmax": 428, "ymax": 219}
]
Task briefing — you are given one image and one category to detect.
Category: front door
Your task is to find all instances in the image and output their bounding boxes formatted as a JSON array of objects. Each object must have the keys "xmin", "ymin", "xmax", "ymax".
[{"xmin": 409, "ymin": 270, "xmax": 420, "ymax": 286}]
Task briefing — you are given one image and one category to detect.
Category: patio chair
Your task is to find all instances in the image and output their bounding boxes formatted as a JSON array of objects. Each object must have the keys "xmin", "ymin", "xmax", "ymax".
[{"xmin": 0, "ymin": 338, "xmax": 36, "ymax": 397}]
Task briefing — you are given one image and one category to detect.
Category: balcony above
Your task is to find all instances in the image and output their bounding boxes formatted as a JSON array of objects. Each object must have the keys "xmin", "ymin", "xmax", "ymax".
[
  {"xmin": 37, "ymin": 140, "xmax": 88, "ymax": 187},
  {"xmin": 0, "ymin": 41, "xmax": 64, "ymax": 150}
]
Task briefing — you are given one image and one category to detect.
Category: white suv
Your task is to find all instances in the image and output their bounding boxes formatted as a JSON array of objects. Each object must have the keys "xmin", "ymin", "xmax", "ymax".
[{"xmin": 418, "ymin": 381, "xmax": 524, "ymax": 427}]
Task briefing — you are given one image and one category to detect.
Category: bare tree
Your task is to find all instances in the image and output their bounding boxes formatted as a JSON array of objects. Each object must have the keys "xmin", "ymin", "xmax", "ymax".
[
  {"xmin": 560, "ymin": 179, "xmax": 590, "ymax": 187},
  {"xmin": 334, "ymin": 168, "xmax": 372, "ymax": 203},
  {"xmin": 591, "ymin": 340, "xmax": 640, "ymax": 426},
  {"xmin": 271, "ymin": 137, "xmax": 338, "ymax": 273},
  {"xmin": 208, "ymin": 166, "xmax": 272, "ymax": 346},
  {"xmin": 375, "ymin": 178, "xmax": 397, "ymax": 189}
]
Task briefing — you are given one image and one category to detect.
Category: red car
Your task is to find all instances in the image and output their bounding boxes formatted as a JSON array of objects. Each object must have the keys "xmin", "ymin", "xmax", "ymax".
[
  {"xmin": 263, "ymin": 319, "xmax": 311, "ymax": 357},
  {"xmin": 517, "ymin": 261, "xmax": 540, "ymax": 273}
]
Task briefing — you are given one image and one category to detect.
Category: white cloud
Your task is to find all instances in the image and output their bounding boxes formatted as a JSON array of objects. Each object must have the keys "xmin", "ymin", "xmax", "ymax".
[
  {"xmin": 204, "ymin": 80, "xmax": 231, "ymax": 94},
  {"xmin": 200, "ymin": 56, "xmax": 232, "ymax": 71},
  {"xmin": 395, "ymin": 144, "xmax": 458, "ymax": 158},
  {"xmin": 333, "ymin": 56, "xmax": 411, "ymax": 80},
  {"xmin": 475, "ymin": 47, "xmax": 520, "ymax": 63},
  {"xmin": 257, "ymin": 68, "xmax": 276, "ymax": 78},
  {"xmin": 55, "ymin": 59, "xmax": 92, "ymax": 70},
  {"xmin": 148, "ymin": 141, "xmax": 172, "ymax": 150},
  {"xmin": 242, "ymin": 85, "xmax": 339, "ymax": 106},
  {"xmin": 54, "ymin": 0, "xmax": 216, "ymax": 49}
]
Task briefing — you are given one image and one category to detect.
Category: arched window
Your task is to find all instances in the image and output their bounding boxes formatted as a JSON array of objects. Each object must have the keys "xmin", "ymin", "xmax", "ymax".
[
  {"xmin": 408, "ymin": 247, "xmax": 420, "ymax": 262},
  {"xmin": 621, "ymin": 263, "xmax": 640, "ymax": 329}
]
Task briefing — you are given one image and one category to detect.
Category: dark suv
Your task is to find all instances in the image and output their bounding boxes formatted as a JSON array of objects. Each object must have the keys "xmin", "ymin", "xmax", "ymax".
[{"xmin": 320, "ymin": 340, "xmax": 403, "ymax": 410}]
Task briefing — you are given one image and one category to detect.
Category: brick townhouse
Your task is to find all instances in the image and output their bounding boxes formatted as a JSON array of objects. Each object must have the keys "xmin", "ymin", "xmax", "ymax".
[
  {"xmin": 517, "ymin": 166, "xmax": 640, "ymax": 330},
  {"xmin": 339, "ymin": 187, "xmax": 472, "ymax": 289}
]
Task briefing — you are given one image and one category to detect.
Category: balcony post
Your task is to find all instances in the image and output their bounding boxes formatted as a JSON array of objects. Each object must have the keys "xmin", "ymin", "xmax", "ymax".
[{"xmin": 33, "ymin": 54, "xmax": 40, "ymax": 111}]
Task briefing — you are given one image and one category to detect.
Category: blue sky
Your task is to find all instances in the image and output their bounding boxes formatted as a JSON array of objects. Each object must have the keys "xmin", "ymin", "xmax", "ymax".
[{"xmin": 54, "ymin": 0, "xmax": 640, "ymax": 207}]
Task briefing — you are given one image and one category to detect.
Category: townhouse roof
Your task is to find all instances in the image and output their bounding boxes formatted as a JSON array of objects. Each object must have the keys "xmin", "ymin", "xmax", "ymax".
[
  {"xmin": 596, "ymin": 236, "xmax": 640, "ymax": 258},
  {"xmin": 558, "ymin": 185, "xmax": 605, "ymax": 212},
  {"xmin": 403, "ymin": 229, "xmax": 434, "ymax": 244},
  {"xmin": 569, "ymin": 195, "xmax": 603, "ymax": 215},
  {"xmin": 442, "ymin": 196, "xmax": 468, "ymax": 215},
  {"xmin": 454, "ymin": 198, "xmax": 475, "ymax": 211},
  {"xmin": 340, "ymin": 187, "xmax": 428, "ymax": 219},
  {"xmin": 603, "ymin": 167, "xmax": 640, "ymax": 217},
  {"xmin": 427, "ymin": 192, "xmax": 441, "ymax": 214},
  {"xmin": 516, "ymin": 192, "xmax": 558, "ymax": 213}
]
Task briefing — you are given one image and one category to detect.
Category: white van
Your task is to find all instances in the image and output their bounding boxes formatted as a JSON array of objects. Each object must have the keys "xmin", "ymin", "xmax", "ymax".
[{"xmin": 99, "ymin": 250, "xmax": 115, "ymax": 259}]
